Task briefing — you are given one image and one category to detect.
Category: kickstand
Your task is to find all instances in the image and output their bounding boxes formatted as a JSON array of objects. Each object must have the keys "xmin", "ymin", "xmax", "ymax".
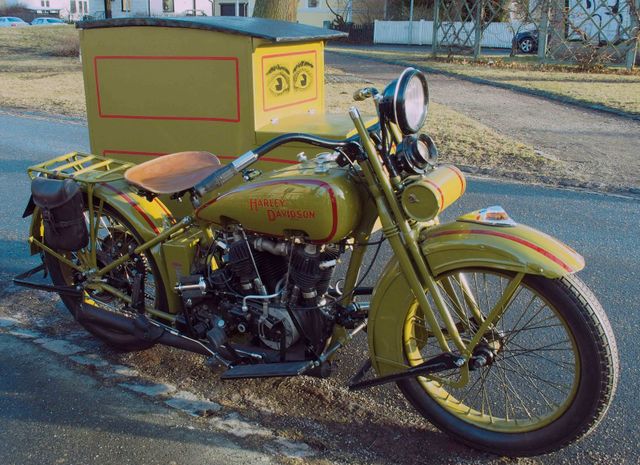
[
  {"xmin": 129, "ymin": 255, "xmax": 146, "ymax": 314},
  {"xmin": 348, "ymin": 359, "xmax": 372, "ymax": 388}
]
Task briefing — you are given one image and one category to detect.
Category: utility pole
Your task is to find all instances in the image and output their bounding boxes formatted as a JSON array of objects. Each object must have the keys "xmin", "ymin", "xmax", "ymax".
[
  {"xmin": 103, "ymin": 0, "xmax": 112, "ymax": 18},
  {"xmin": 408, "ymin": 0, "xmax": 414, "ymax": 44},
  {"xmin": 626, "ymin": 0, "xmax": 639, "ymax": 69}
]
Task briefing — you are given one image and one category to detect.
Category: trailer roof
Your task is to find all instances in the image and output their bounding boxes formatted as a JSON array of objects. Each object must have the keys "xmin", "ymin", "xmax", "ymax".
[{"xmin": 76, "ymin": 16, "xmax": 347, "ymax": 43}]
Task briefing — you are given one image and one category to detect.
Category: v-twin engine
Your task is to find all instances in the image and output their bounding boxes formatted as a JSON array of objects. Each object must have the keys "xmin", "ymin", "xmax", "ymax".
[{"xmin": 176, "ymin": 233, "xmax": 341, "ymax": 357}]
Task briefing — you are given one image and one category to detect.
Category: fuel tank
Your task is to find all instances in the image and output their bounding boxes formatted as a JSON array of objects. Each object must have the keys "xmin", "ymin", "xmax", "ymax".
[{"xmin": 194, "ymin": 156, "xmax": 365, "ymax": 243}]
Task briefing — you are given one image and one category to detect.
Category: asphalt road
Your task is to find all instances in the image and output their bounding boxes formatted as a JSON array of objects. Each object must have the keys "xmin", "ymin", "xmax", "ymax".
[
  {"xmin": 1, "ymin": 111, "xmax": 639, "ymax": 463},
  {"xmin": 0, "ymin": 334, "xmax": 274, "ymax": 465}
]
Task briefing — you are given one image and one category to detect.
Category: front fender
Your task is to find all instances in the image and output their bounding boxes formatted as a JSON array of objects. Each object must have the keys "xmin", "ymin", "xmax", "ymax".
[
  {"xmin": 422, "ymin": 220, "xmax": 584, "ymax": 279},
  {"xmin": 367, "ymin": 219, "xmax": 584, "ymax": 375}
]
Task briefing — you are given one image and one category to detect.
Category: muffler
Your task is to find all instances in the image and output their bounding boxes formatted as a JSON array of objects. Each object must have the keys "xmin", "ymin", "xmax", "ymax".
[{"xmin": 78, "ymin": 303, "xmax": 213, "ymax": 357}]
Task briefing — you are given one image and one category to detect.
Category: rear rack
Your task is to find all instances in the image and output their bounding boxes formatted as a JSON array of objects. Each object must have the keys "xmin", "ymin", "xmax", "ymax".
[{"xmin": 28, "ymin": 152, "xmax": 134, "ymax": 184}]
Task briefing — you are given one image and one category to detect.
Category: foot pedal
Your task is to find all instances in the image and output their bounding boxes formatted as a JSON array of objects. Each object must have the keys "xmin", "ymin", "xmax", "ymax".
[
  {"xmin": 221, "ymin": 360, "xmax": 314, "ymax": 379},
  {"xmin": 13, "ymin": 263, "xmax": 82, "ymax": 298}
]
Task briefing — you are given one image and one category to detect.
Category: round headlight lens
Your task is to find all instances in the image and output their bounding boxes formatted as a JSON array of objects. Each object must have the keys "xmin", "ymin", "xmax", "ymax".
[
  {"xmin": 402, "ymin": 73, "xmax": 428, "ymax": 132},
  {"xmin": 381, "ymin": 68, "xmax": 429, "ymax": 134}
]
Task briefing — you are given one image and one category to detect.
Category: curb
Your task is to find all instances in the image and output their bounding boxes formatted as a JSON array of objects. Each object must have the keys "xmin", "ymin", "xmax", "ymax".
[
  {"xmin": 326, "ymin": 48, "xmax": 640, "ymax": 122},
  {"xmin": 0, "ymin": 107, "xmax": 87, "ymax": 126}
]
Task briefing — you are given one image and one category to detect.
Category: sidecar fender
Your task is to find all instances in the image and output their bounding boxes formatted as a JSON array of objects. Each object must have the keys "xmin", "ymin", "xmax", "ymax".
[{"xmin": 367, "ymin": 220, "xmax": 584, "ymax": 375}]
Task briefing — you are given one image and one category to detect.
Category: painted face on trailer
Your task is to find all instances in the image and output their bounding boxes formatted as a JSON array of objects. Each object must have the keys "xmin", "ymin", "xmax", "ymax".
[{"xmin": 266, "ymin": 60, "xmax": 314, "ymax": 97}]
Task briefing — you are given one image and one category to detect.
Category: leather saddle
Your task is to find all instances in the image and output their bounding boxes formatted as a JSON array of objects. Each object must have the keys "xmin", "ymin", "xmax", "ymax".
[{"xmin": 124, "ymin": 151, "xmax": 223, "ymax": 195}]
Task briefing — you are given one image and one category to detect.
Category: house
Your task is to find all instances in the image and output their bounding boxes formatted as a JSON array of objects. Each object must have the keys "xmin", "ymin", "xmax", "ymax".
[
  {"xmin": 96, "ymin": 0, "xmax": 355, "ymax": 27},
  {"xmin": 2, "ymin": 0, "xmax": 88, "ymax": 20}
]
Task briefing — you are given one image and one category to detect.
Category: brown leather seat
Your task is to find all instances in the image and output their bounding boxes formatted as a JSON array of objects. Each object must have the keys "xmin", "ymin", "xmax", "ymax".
[{"xmin": 124, "ymin": 151, "xmax": 223, "ymax": 195}]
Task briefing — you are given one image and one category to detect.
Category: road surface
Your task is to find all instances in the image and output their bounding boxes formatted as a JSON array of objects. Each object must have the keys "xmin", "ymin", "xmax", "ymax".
[{"xmin": 0, "ymin": 111, "xmax": 638, "ymax": 464}]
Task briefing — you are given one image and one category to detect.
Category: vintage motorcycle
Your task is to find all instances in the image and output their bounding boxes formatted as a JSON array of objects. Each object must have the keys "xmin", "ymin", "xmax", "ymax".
[{"xmin": 16, "ymin": 68, "xmax": 617, "ymax": 456}]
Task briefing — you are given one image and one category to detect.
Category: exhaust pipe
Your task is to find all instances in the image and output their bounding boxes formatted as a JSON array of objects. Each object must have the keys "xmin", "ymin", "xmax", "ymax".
[{"xmin": 78, "ymin": 303, "xmax": 213, "ymax": 357}]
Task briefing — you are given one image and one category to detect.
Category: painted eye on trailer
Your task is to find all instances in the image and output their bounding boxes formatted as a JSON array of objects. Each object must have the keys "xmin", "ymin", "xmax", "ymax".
[
  {"xmin": 292, "ymin": 61, "xmax": 313, "ymax": 91},
  {"xmin": 266, "ymin": 65, "xmax": 291, "ymax": 96}
]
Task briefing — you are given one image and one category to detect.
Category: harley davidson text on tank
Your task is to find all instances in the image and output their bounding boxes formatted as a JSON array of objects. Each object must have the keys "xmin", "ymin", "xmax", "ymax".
[{"xmin": 17, "ymin": 68, "xmax": 618, "ymax": 457}]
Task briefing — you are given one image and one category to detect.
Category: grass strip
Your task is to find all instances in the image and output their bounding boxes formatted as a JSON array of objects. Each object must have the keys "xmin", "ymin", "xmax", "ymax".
[{"xmin": 328, "ymin": 46, "xmax": 640, "ymax": 119}]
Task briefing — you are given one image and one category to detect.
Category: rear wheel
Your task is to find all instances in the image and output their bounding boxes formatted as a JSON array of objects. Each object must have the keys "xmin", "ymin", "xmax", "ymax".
[
  {"xmin": 398, "ymin": 269, "xmax": 618, "ymax": 456},
  {"xmin": 43, "ymin": 205, "xmax": 167, "ymax": 351}
]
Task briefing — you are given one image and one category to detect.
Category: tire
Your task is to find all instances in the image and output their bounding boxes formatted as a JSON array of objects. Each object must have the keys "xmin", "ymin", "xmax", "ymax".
[
  {"xmin": 518, "ymin": 37, "xmax": 534, "ymax": 54},
  {"xmin": 398, "ymin": 270, "xmax": 618, "ymax": 456},
  {"xmin": 43, "ymin": 204, "xmax": 167, "ymax": 351}
]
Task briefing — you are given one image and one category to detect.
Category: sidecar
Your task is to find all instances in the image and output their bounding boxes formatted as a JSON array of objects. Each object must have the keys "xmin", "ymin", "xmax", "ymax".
[{"xmin": 76, "ymin": 17, "xmax": 357, "ymax": 174}]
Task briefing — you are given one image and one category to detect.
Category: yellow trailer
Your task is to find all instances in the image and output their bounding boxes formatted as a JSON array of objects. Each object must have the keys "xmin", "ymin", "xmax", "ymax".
[{"xmin": 77, "ymin": 17, "xmax": 353, "ymax": 174}]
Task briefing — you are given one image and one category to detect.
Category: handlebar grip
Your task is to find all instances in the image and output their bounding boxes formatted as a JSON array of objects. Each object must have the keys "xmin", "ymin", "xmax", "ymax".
[{"xmin": 194, "ymin": 164, "xmax": 238, "ymax": 197}]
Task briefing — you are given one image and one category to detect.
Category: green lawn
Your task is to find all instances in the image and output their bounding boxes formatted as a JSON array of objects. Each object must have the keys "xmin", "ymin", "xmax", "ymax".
[{"xmin": 329, "ymin": 47, "xmax": 640, "ymax": 115}]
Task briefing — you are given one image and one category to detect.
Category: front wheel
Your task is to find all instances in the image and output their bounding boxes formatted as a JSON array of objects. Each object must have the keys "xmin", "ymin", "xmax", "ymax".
[{"xmin": 399, "ymin": 270, "xmax": 618, "ymax": 456}]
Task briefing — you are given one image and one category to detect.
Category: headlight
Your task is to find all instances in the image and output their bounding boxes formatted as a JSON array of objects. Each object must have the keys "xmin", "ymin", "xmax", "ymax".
[
  {"xmin": 380, "ymin": 68, "xmax": 429, "ymax": 134},
  {"xmin": 397, "ymin": 134, "xmax": 438, "ymax": 175}
]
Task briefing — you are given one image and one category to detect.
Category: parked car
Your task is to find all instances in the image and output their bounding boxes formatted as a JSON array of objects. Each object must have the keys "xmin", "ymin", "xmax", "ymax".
[
  {"xmin": 0, "ymin": 16, "xmax": 29, "ymax": 27},
  {"xmin": 31, "ymin": 17, "xmax": 65, "ymax": 26},
  {"xmin": 513, "ymin": 29, "xmax": 538, "ymax": 54},
  {"xmin": 178, "ymin": 9, "xmax": 207, "ymax": 16}
]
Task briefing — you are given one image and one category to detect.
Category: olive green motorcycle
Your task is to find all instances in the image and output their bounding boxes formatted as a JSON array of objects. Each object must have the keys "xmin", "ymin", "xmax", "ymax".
[{"xmin": 16, "ymin": 68, "xmax": 617, "ymax": 456}]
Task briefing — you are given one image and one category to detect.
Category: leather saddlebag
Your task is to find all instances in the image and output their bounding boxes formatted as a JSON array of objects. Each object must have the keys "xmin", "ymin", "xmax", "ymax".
[{"xmin": 31, "ymin": 177, "xmax": 88, "ymax": 251}]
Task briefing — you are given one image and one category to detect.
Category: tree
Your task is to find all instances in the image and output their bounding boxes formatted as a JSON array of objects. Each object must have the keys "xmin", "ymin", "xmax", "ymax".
[{"xmin": 253, "ymin": 0, "xmax": 298, "ymax": 21}]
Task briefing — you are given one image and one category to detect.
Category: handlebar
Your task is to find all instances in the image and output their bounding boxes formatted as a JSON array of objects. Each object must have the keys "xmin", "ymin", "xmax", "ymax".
[{"xmin": 194, "ymin": 133, "xmax": 356, "ymax": 197}]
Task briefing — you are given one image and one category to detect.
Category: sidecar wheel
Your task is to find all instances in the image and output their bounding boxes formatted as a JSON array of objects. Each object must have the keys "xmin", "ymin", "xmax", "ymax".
[
  {"xmin": 43, "ymin": 206, "xmax": 167, "ymax": 352},
  {"xmin": 397, "ymin": 270, "xmax": 618, "ymax": 456}
]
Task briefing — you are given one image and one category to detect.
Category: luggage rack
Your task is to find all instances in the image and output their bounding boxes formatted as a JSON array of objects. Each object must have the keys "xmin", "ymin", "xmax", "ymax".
[{"xmin": 27, "ymin": 152, "xmax": 134, "ymax": 184}]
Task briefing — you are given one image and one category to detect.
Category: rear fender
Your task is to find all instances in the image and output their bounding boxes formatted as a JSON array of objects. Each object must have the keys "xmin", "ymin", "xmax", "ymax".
[
  {"xmin": 92, "ymin": 181, "xmax": 180, "ymax": 311},
  {"xmin": 28, "ymin": 180, "xmax": 180, "ymax": 311}
]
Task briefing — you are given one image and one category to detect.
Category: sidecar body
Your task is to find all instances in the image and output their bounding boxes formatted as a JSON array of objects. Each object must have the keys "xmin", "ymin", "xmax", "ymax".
[{"xmin": 76, "ymin": 17, "xmax": 357, "ymax": 174}]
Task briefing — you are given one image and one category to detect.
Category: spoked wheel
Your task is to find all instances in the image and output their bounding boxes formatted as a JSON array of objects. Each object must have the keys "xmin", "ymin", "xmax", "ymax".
[
  {"xmin": 399, "ymin": 269, "xmax": 618, "ymax": 456},
  {"xmin": 43, "ymin": 205, "xmax": 167, "ymax": 351}
]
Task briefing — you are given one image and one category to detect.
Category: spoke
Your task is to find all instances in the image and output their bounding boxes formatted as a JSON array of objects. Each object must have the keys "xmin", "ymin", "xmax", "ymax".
[
  {"xmin": 502, "ymin": 347, "xmax": 575, "ymax": 370},
  {"xmin": 497, "ymin": 356, "xmax": 513, "ymax": 420},
  {"xmin": 499, "ymin": 364, "xmax": 535, "ymax": 420},
  {"xmin": 504, "ymin": 293, "xmax": 538, "ymax": 341},
  {"xmin": 500, "ymin": 355, "xmax": 561, "ymax": 411},
  {"xmin": 483, "ymin": 273, "xmax": 490, "ymax": 315},
  {"xmin": 506, "ymin": 311, "xmax": 564, "ymax": 340},
  {"xmin": 438, "ymin": 278, "xmax": 471, "ymax": 332},
  {"xmin": 458, "ymin": 372, "xmax": 485, "ymax": 405},
  {"xmin": 506, "ymin": 338, "xmax": 573, "ymax": 354},
  {"xmin": 504, "ymin": 301, "xmax": 550, "ymax": 346},
  {"xmin": 498, "ymin": 359, "xmax": 572, "ymax": 397}
]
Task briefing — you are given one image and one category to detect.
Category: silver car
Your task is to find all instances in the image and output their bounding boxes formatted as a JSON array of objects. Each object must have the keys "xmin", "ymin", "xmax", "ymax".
[
  {"xmin": 31, "ymin": 17, "xmax": 66, "ymax": 26},
  {"xmin": 0, "ymin": 16, "xmax": 29, "ymax": 27}
]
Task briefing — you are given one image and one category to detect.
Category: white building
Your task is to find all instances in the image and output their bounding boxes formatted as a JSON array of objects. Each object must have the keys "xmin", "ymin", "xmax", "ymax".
[
  {"xmin": 94, "ymin": 0, "xmax": 350, "ymax": 28},
  {"xmin": 3, "ymin": 0, "xmax": 89, "ymax": 20},
  {"xmin": 2, "ymin": 0, "xmax": 352, "ymax": 27}
]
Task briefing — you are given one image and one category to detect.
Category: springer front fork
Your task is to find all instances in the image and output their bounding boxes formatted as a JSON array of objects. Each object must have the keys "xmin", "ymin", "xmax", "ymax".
[{"xmin": 347, "ymin": 108, "xmax": 523, "ymax": 386}]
